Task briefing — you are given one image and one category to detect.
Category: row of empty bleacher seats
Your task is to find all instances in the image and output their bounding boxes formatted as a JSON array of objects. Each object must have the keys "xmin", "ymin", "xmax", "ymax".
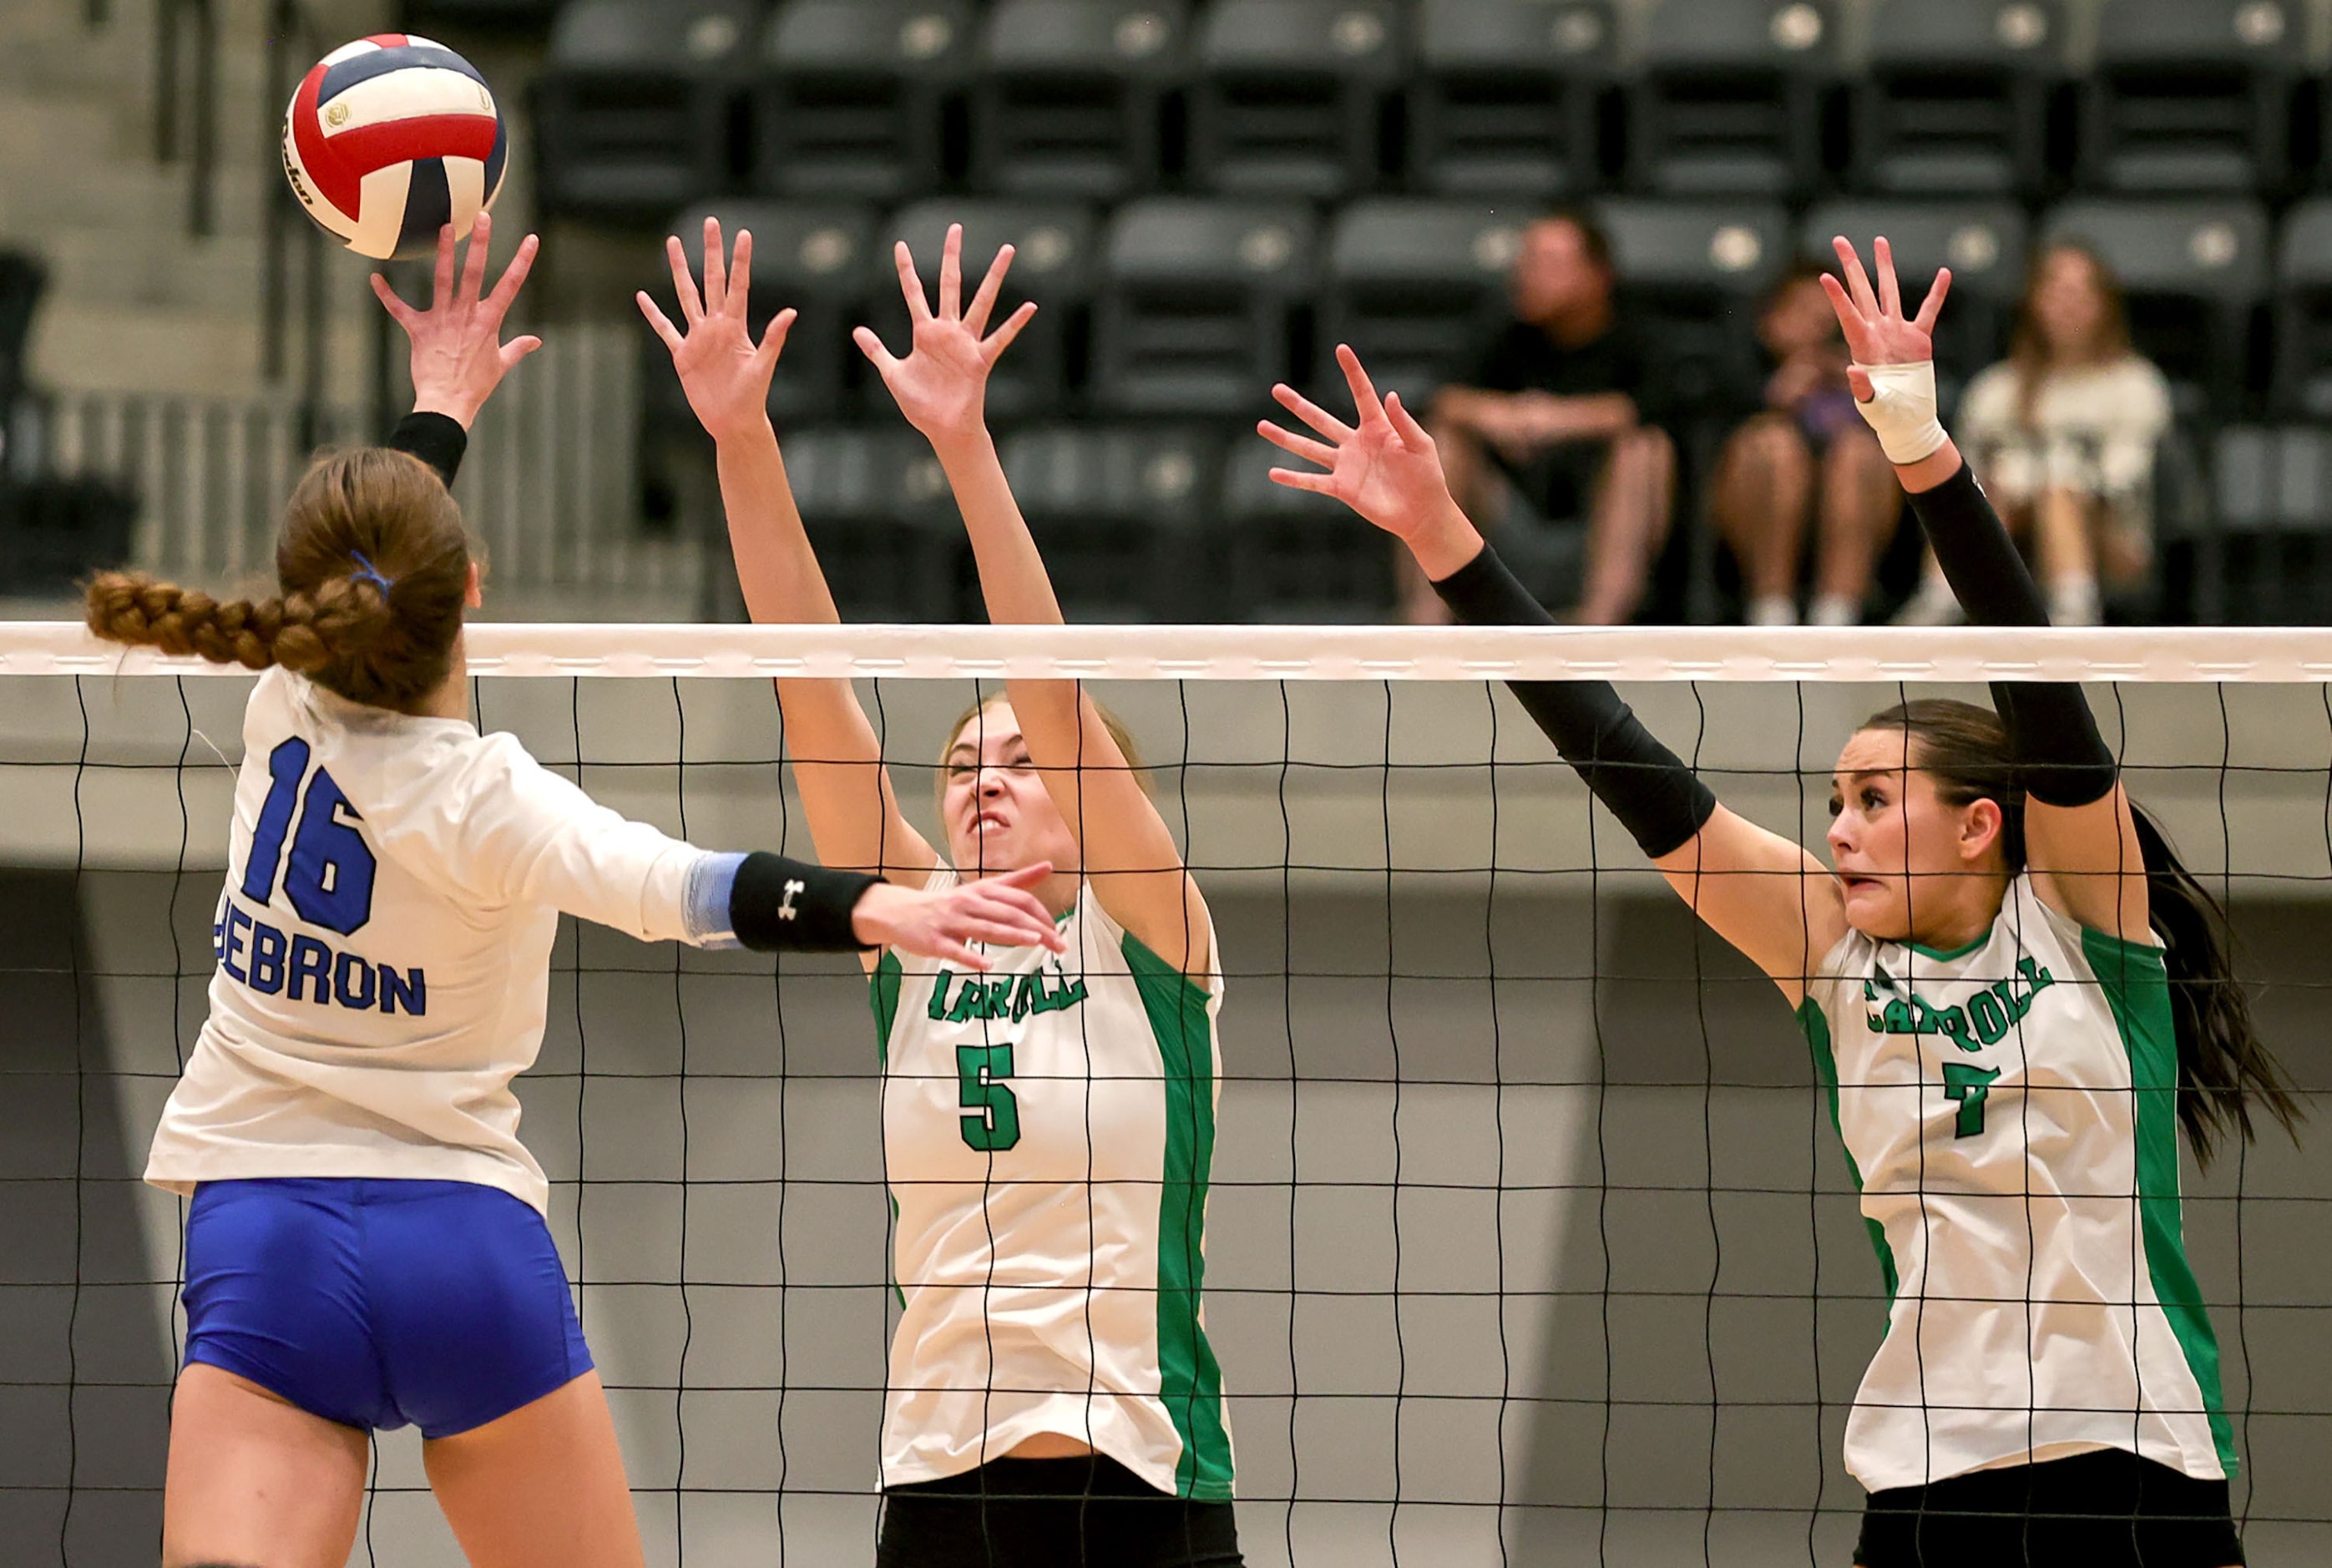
[
  {"xmin": 643, "ymin": 194, "xmax": 2332, "ymax": 427},
  {"xmin": 530, "ymin": 0, "xmax": 2332, "ymax": 220},
  {"xmin": 768, "ymin": 422, "xmax": 1389, "ymax": 623}
]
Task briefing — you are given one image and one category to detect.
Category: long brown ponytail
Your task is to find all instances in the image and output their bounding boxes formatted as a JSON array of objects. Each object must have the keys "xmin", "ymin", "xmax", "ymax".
[
  {"xmin": 86, "ymin": 446, "xmax": 472, "ymax": 712},
  {"xmin": 1864, "ymin": 698, "xmax": 2302, "ymax": 1165}
]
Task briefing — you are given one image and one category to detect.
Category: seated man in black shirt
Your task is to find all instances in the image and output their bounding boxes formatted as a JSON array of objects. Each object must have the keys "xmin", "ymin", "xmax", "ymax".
[{"xmin": 1419, "ymin": 209, "xmax": 1676, "ymax": 625}]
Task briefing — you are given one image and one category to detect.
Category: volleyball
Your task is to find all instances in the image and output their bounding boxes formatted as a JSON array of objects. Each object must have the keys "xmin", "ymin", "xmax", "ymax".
[{"xmin": 280, "ymin": 33, "xmax": 508, "ymax": 262}]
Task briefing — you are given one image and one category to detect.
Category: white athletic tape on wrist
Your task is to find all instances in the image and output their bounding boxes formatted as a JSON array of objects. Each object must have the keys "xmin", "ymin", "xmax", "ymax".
[{"xmin": 1851, "ymin": 361, "xmax": 1950, "ymax": 466}]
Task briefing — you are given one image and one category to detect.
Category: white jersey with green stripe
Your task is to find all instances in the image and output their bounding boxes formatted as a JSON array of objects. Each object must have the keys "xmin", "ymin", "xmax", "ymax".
[
  {"xmin": 1799, "ymin": 872, "xmax": 2233, "ymax": 1494},
  {"xmin": 868, "ymin": 867, "xmax": 1234, "ymax": 1500}
]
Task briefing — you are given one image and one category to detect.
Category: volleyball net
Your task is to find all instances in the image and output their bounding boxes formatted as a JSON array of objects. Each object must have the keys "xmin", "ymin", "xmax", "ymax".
[{"xmin": 4, "ymin": 622, "xmax": 2330, "ymax": 1566}]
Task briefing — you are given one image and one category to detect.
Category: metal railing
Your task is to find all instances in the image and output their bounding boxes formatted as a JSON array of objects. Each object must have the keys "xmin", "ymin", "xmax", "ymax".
[
  {"xmin": 28, "ymin": 328, "xmax": 692, "ymax": 611},
  {"xmin": 153, "ymin": 0, "xmax": 220, "ymax": 237}
]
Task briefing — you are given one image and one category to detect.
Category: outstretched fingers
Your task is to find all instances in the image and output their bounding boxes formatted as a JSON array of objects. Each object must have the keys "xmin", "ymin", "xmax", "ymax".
[
  {"xmin": 1873, "ymin": 236, "xmax": 1903, "ymax": 319},
  {"xmin": 1384, "ymin": 391, "xmax": 1434, "ymax": 451},
  {"xmin": 852, "ymin": 324, "xmax": 902, "ymax": 376},
  {"xmin": 938, "ymin": 223, "xmax": 964, "ymax": 322},
  {"xmin": 637, "ymin": 292, "xmax": 685, "ymax": 354},
  {"xmin": 701, "ymin": 216, "xmax": 729, "ymax": 319},
  {"xmin": 893, "ymin": 240, "xmax": 933, "ymax": 323},
  {"xmin": 480, "ymin": 232, "xmax": 539, "ymax": 326},
  {"xmin": 1333, "ymin": 344, "xmax": 1384, "ymax": 425},
  {"xmin": 1911, "ymin": 266, "xmax": 1954, "ymax": 336},
  {"xmin": 1257, "ymin": 420, "xmax": 1338, "ymax": 470},
  {"xmin": 1831, "ymin": 235, "xmax": 1880, "ymax": 321},
  {"xmin": 728, "ymin": 228, "xmax": 754, "ymax": 319},
  {"xmin": 458, "ymin": 211, "xmax": 494, "ymax": 306},
  {"xmin": 431, "ymin": 223, "xmax": 459, "ymax": 311},
  {"xmin": 1271, "ymin": 382, "xmax": 1354, "ymax": 443},
  {"xmin": 665, "ymin": 235, "xmax": 706, "ymax": 326},
  {"xmin": 756, "ymin": 306, "xmax": 797, "ymax": 370},
  {"xmin": 964, "ymin": 244, "xmax": 1015, "ymax": 337},
  {"xmin": 369, "ymin": 273, "xmax": 420, "ymax": 330},
  {"xmin": 982, "ymin": 300, "xmax": 1039, "ymax": 363}
]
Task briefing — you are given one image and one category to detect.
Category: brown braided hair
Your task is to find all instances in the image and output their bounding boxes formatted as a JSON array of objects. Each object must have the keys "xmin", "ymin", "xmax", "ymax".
[{"xmin": 85, "ymin": 446, "xmax": 472, "ymax": 712}]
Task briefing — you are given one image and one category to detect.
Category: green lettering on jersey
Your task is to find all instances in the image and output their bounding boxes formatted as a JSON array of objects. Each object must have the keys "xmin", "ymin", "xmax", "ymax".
[
  {"xmin": 928, "ymin": 971, "xmax": 957, "ymax": 1021},
  {"xmin": 930, "ymin": 966, "xmax": 1090, "ymax": 1024}
]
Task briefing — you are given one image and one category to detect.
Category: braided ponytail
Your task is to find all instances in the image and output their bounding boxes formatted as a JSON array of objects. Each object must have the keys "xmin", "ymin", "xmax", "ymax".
[{"xmin": 86, "ymin": 446, "xmax": 470, "ymax": 711}]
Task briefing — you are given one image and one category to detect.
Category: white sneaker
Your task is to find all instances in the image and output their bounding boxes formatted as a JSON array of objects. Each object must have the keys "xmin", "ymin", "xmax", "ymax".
[
  {"xmin": 1747, "ymin": 594, "xmax": 1797, "ymax": 627},
  {"xmin": 1892, "ymin": 584, "xmax": 1965, "ymax": 627},
  {"xmin": 2047, "ymin": 577, "xmax": 2102, "ymax": 626},
  {"xmin": 1809, "ymin": 593, "xmax": 1861, "ymax": 628}
]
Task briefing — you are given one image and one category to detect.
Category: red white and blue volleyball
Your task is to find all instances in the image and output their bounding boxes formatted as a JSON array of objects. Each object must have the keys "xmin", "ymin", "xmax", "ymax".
[{"xmin": 281, "ymin": 34, "xmax": 507, "ymax": 261}]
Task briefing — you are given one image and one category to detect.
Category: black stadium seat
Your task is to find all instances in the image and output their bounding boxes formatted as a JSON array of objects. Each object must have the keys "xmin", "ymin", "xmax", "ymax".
[
  {"xmin": 662, "ymin": 201, "xmax": 878, "ymax": 422},
  {"xmin": 1187, "ymin": 0, "xmax": 1405, "ymax": 200},
  {"xmin": 1850, "ymin": 0, "xmax": 2060, "ymax": 198},
  {"xmin": 2081, "ymin": 0, "xmax": 2299, "ymax": 195},
  {"xmin": 780, "ymin": 426, "xmax": 964, "ymax": 622},
  {"xmin": 870, "ymin": 201, "xmax": 1100, "ymax": 419},
  {"xmin": 2273, "ymin": 199, "xmax": 2332, "ymax": 420},
  {"xmin": 753, "ymin": 0, "xmax": 973, "ymax": 201},
  {"xmin": 971, "ymin": 0, "xmax": 1188, "ymax": 200},
  {"xmin": 1091, "ymin": 199, "xmax": 1318, "ymax": 415},
  {"xmin": 1407, "ymin": 0, "xmax": 1612, "ymax": 198},
  {"xmin": 2204, "ymin": 425, "xmax": 2332, "ymax": 623},
  {"xmin": 2041, "ymin": 198, "xmax": 2271, "ymax": 417},
  {"xmin": 992, "ymin": 425, "xmax": 1222, "ymax": 620},
  {"xmin": 1627, "ymin": 0, "xmax": 1834, "ymax": 199},
  {"xmin": 1598, "ymin": 198, "xmax": 1791, "ymax": 416},
  {"xmin": 1318, "ymin": 199, "xmax": 1519, "ymax": 403},
  {"xmin": 1801, "ymin": 200, "xmax": 2029, "ymax": 385},
  {"xmin": 531, "ymin": 0, "xmax": 757, "ymax": 220},
  {"xmin": 1220, "ymin": 437, "xmax": 1396, "ymax": 621}
]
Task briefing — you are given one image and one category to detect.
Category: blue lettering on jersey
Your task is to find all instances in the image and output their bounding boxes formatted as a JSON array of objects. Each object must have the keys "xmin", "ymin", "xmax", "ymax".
[{"xmin": 216, "ymin": 895, "xmax": 425, "ymax": 1017}]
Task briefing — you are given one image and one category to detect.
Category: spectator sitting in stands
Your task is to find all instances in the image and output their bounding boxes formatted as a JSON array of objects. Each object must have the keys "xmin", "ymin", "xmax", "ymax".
[
  {"xmin": 1894, "ymin": 241, "xmax": 2170, "ymax": 626},
  {"xmin": 1709, "ymin": 259, "xmax": 1901, "ymax": 626},
  {"xmin": 1415, "ymin": 209, "xmax": 1676, "ymax": 625}
]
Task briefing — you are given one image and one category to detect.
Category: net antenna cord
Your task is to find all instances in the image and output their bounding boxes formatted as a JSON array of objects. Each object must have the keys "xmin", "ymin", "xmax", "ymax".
[{"xmin": 5, "ymin": 622, "xmax": 2332, "ymax": 684}]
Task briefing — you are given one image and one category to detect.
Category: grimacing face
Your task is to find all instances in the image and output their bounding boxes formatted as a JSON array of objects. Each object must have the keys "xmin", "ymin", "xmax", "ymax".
[
  {"xmin": 1825, "ymin": 727, "xmax": 2006, "ymax": 943},
  {"xmin": 940, "ymin": 701, "xmax": 1083, "ymax": 879}
]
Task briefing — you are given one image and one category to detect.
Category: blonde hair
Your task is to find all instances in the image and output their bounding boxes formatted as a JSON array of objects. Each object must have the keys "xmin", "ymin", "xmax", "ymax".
[
  {"xmin": 933, "ymin": 695, "xmax": 1151, "ymax": 817},
  {"xmin": 86, "ymin": 447, "xmax": 471, "ymax": 712}
]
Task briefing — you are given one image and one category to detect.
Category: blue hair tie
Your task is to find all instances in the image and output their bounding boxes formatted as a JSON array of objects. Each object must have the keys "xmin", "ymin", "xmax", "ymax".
[{"xmin": 350, "ymin": 552, "xmax": 395, "ymax": 596}]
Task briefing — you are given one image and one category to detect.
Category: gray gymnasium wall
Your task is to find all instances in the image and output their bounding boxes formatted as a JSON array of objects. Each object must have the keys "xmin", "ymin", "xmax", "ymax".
[{"xmin": 5, "ymin": 672, "xmax": 2332, "ymax": 1565}]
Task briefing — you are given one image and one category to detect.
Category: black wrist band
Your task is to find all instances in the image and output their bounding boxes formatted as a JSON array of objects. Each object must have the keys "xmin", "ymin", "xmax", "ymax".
[
  {"xmin": 388, "ymin": 412, "xmax": 469, "ymax": 488},
  {"xmin": 1905, "ymin": 463, "xmax": 2119, "ymax": 807},
  {"xmin": 729, "ymin": 852, "xmax": 880, "ymax": 953},
  {"xmin": 1435, "ymin": 545, "xmax": 1717, "ymax": 859}
]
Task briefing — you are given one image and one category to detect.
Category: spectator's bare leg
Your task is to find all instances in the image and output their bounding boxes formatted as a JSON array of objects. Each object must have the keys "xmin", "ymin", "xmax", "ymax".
[
  {"xmin": 2033, "ymin": 484, "xmax": 2102, "ymax": 624},
  {"xmin": 1576, "ymin": 426, "xmax": 1676, "ymax": 625},
  {"xmin": 1402, "ymin": 418, "xmax": 1507, "ymax": 624},
  {"xmin": 2090, "ymin": 497, "xmax": 2152, "ymax": 589},
  {"xmin": 1808, "ymin": 428, "xmax": 1901, "ymax": 626},
  {"xmin": 1710, "ymin": 412, "xmax": 1814, "ymax": 624}
]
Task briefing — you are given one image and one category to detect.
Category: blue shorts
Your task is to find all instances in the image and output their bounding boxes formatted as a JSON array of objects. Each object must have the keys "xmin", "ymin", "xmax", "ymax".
[{"xmin": 183, "ymin": 1177, "xmax": 592, "ymax": 1439}]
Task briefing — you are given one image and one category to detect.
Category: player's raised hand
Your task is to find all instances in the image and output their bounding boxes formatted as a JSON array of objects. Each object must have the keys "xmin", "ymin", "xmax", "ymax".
[
  {"xmin": 639, "ymin": 216, "xmax": 796, "ymax": 446},
  {"xmin": 852, "ymin": 862, "xmax": 1068, "ymax": 969},
  {"xmin": 856, "ymin": 224, "xmax": 1039, "ymax": 453},
  {"xmin": 1820, "ymin": 235, "xmax": 1950, "ymax": 402},
  {"xmin": 372, "ymin": 211, "xmax": 542, "ymax": 430},
  {"xmin": 1260, "ymin": 345, "xmax": 1482, "ymax": 575}
]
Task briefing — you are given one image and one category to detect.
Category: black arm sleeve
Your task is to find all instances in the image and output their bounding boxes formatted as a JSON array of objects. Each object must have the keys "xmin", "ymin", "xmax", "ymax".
[
  {"xmin": 1907, "ymin": 462, "xmax": 2118, "ymax": 807},
  {"xmin": 1433, "ymin": 545, "xmax": 1717, "ymax": 858},
  {"xmin": 387, "ymin": 412, "xmax": 469, "ymax": 488},
  {"xmin": 729, "ymin": 852, "xmax": 881, "ymax": 953}
]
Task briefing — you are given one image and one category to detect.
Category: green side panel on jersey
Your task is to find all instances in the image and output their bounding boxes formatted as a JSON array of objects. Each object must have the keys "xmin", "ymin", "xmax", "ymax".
[
  {"xmin": 870, "ymin": 949, "xmax": 905, "ymax": 1067},
  {"xmin": 2084, "ymin": 926, "xmax": 2239, "ymax": 1477},
  {"xmin": 1124, "ymin": 931, "xmax": 1235, "ymax": 1502},
  {"xmin": 871, "ymin": 952, "xmax": 907, "ymax": 1308},
  {"xmin": 1798, "ymin": 999, "xmax": 1900, "ymax": 1305}
]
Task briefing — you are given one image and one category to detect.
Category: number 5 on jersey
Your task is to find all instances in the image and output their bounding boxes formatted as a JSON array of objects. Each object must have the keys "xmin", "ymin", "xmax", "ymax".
[
  {"xmin": 957, "ymin": 1043, "xmax": 1021, "ymax": 1151},
  {"xmin": 241, "ymin": 739, "xmax": 379, "ymax": 936}
]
